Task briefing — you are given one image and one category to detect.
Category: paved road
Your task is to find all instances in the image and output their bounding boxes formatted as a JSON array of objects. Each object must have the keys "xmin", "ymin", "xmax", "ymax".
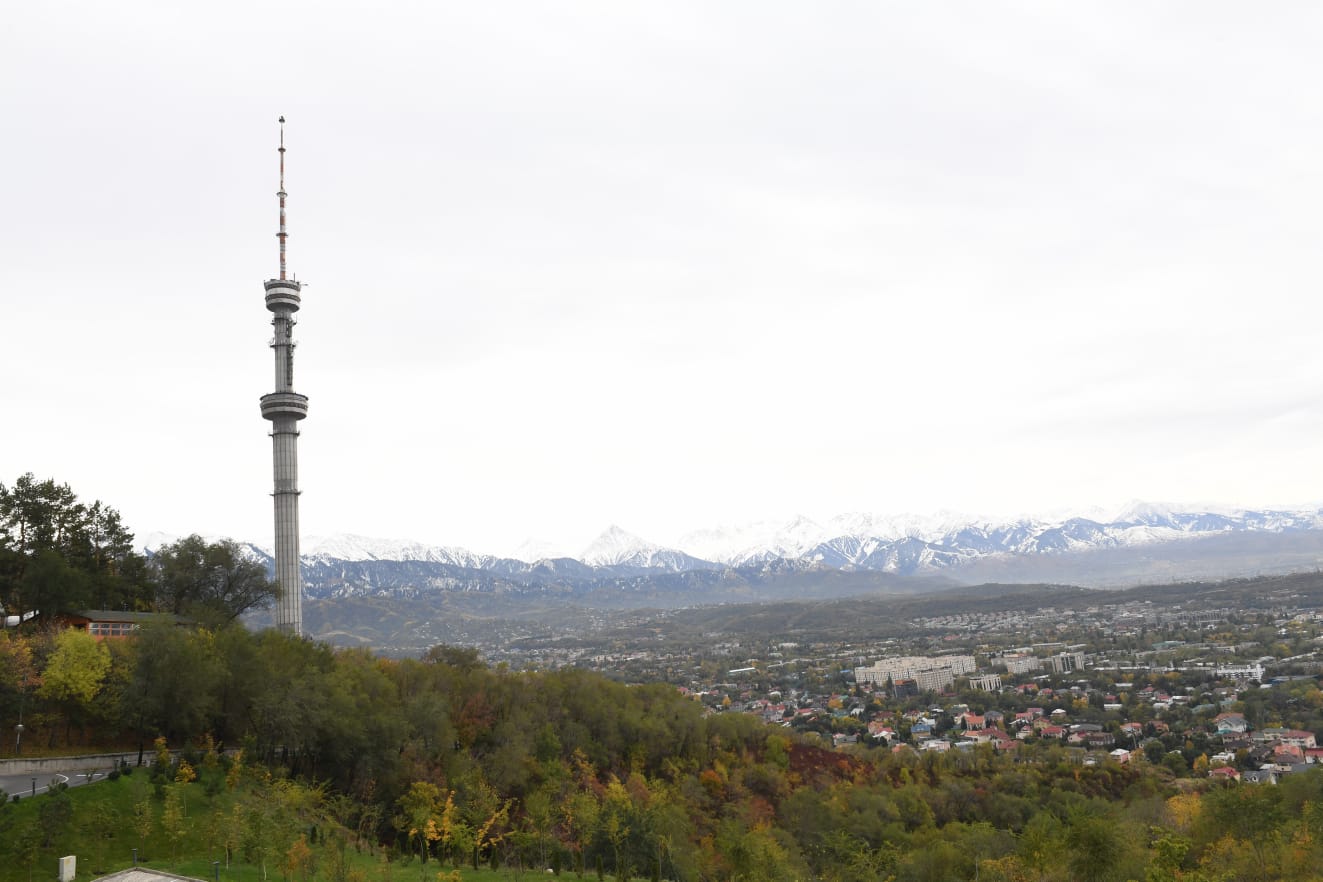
[{"xmin": 0, "ymin": 762, "xmax": 125, "ymax": 799}]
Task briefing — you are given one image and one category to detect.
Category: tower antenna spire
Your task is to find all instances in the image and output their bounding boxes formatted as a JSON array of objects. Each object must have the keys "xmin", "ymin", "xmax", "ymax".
[{"xmin": 278, "ymin": 115, "xmax": 288, "ymax": 281}]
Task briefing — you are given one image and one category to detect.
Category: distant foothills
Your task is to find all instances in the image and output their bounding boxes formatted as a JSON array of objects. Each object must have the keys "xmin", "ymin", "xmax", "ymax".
[{"xmin": 144, "ymin": 503, "xmax": 1323, "ymax": 608}]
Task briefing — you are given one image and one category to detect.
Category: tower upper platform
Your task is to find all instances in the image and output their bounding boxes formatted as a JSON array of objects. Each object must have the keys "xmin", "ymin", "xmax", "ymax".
[
  {"xmin": 264, "ymin": 278, "xmax": 302, "ymax": 312},
  {"xmin": 260, "ymin": 391, "xmax": 309, "ymax": 421}
]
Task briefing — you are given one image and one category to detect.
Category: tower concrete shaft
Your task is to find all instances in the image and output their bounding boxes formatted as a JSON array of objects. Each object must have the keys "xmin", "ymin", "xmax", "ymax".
[{"xmin": 259, "ymin": 118, "xmax": 308, "ymax": 636}]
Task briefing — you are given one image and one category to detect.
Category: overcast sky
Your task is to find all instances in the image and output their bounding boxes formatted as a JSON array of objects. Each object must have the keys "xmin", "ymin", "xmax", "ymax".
[{"xmin": 4, "ymin": 3, "xmax": 1323, "ymax": 557}]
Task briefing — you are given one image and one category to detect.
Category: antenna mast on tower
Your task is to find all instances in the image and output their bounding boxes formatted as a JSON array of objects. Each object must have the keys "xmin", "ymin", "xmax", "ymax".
[{"xmin": 278, "ymin": 116, "xmax": 288, "ymax": 281}]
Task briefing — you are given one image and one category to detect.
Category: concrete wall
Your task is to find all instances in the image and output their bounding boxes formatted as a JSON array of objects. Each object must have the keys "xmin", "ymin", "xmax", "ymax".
[{"xmin": 0, "ymin": 752, "xmax": 143, "ymax": 776}]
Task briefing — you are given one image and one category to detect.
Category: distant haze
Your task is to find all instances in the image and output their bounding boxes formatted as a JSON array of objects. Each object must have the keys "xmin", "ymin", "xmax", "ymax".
[{"xmin": 5, "ymin": 4, "xmax": 1323, "ymax": 555}]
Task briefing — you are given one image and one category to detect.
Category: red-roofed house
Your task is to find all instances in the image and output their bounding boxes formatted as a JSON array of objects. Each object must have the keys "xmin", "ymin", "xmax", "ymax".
[
  {"xmin": 1273, "ymin": 743, "xmax": 1305, "ymax": 764},
  {"xmin": 867, "ymin": 721, "xmax": 896, "ymax": 740},
  {"xmin": 962, "ymin": 728, "xmax": 1003, "ymax": 744},
  {"xmin": 1279, "ymin": 730, "xmax": 1317, "ymax": 749}
]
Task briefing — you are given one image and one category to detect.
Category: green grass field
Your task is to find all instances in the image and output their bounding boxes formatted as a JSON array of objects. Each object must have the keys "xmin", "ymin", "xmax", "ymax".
[{"xmin": 0, "ymin": 771, "xmax": 578, "ymax": 882}]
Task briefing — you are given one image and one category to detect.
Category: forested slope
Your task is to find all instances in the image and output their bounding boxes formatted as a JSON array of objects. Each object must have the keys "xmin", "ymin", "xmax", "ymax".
[{"xmin": 1, "ymin": 625, "xmax": 1321, "ymax": 881}]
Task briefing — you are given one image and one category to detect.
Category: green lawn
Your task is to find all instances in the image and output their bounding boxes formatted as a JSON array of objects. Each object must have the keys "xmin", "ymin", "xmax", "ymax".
[{"xmin": 0, "ymin": 772, "xmax": 584, "ymax": 882}]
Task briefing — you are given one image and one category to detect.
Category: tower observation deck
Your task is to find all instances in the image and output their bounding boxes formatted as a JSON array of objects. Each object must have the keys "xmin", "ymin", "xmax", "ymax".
[{"xmin": 260, "ymin": 117, "xmax": 307, "ymax": 635}]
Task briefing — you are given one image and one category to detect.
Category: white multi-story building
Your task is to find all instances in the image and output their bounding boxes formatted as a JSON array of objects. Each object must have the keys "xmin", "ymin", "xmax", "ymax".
[
  {"xmin": 1047, "ymin": 651, "xmax": 1086, "ymax": 674},
  {"xmin": 854, "ymin": 655, "xmax": 975, "ymax": 690},
  {"xmin": 968, "ymin": 673, "xmax": 1002, "ymax": 692},
  {"xmin": 1003, "ymin": 654, "xmax": 1041, "ymax": 675},
  {"xmin": 913, "ymin": 667, "xmax": 956, "ymax": 693},
  {"xmin": 1215, "ymin": 662, "xmax": 1265, "ymax": 681}
]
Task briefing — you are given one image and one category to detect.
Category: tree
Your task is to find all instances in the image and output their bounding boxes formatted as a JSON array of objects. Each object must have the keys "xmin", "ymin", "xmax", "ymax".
[
  {"xmin": 37, "ymin": 788, "xmax": 74, "ymax": 848},
  {"xmin": 162, "ymin": 784, "xmax": 190, "ymax": 863},
  {"xmin": 438, "ymin": 790, "xmax": 471, "ymax": 869},
  {"xmin": 38, "ymin": 627, "xmax": 111, "ymax": 745},
  {"xmin": 220, "ymin": 802, "xmax": 247, "ymax": 868},
  {"xmin": 123, "ymin": 624, "xmax": 223, "ymax": 753},
  {"xmin": 15, "ymin": 816, "xmax": 42, "ymax": 882},
  {"xmin": 241, "ymin": 789, "xmax": 282, "ymax": 881},
  {"xmin": 235, "ymin": 778, "xmax": 323, "ymax": 882},
  {"xmin": 1204, "ymin": 782, "xmax": 1286, "ymax": 880},
  {"xmin": 151, "ymin": 534, "xmax": 279, "ymax": 624},
  {"xmin": 0, "ymin": 474, "xmax": 81, "ymax": 557},
  {"xmin": 281, "ymin": 834, "xmax": 314, "ymax": 882},
  {"xmin": 599, "ymin": 778, "xmax": 633, "ymax": 881},
  {"xmin": 18, "ymin": 551, "xmax": 91, "ymax": 621},
  {"xmin": 394, "ymin": 781, "xmax": 443, "ymax": 869},
  {"xmin": 1018, "ymin": 810, "xmax": 1064, "ymax": 882},
  {"xmin": 1066, "ymin": 811, "xmax": 1127, "ymax": 882},
  {"xmin": 0, "ymin": 473, "xmax": 147, "ymax": 615},
  {"xmin": 0, "ymin": 631, "xmax": 38, "ymax": 724},
  {"xmin": 132, "ymin": 791, "xmax": 155, "ymax": 848},
  {"xmin": 80, "ymin": 800, "xmax": 119, "ymax": 874}
]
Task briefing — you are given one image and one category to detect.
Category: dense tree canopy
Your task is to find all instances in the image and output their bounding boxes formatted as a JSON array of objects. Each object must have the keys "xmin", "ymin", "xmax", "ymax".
[
  {"xmin": 0, "ymin": 475, "xmax": 274, "ymax": 625},
  {"xmin": 0, "ymin": 611, "xmax": 1317, "ymax": 881},
  {"xmin": 150, "ymin": 534, "xmax": 278, "ymax": 624},
  {"xmin": 0, "ymin": 474, "xmax": 147, "ymax": 616}
]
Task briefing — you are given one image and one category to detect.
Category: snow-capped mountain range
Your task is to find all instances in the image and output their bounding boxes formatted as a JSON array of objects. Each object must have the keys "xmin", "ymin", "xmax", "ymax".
[{"xmin": 143, "ymin": 502, "xmax": 1323, "ymax": 581}]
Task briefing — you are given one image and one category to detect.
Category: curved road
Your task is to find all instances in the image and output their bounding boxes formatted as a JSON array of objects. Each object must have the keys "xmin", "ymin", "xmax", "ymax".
[{"xmin": 0, "ymin": 761, "xmax": 127, "ymax": 799}]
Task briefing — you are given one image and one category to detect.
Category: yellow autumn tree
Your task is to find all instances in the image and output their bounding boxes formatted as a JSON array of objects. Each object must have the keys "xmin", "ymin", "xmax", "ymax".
[
  {"xmin": 280, "ymin": 834, "xmax": 313, "ymax": 882},
  {"xmin": 38, "ymin": 628, "xmax": 110, "ymax": 744},
  {"xmin": 395, "ymin": 781, "xmax": 444, "ymax": 873},
  {"xmin": 1165, "ymin": 792, "xmax": 1202, "ymax": 832}
]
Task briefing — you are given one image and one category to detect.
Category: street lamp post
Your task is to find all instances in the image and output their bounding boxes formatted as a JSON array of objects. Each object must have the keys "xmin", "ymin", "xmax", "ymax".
[{"xmin": 14, "ymin": 689, "xmax": 25, "ymax": 757}]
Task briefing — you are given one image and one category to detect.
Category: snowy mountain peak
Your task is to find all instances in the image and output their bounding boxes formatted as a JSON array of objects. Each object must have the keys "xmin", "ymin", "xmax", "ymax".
[
  {"xmin": 504, "ymin": 537, "xmax": 570, "ymax": 564},
  {"xmin": 1113, "ymin": 500, "xmax": 1180, "ymax": 525},
  {"xmin": 581, "ymin": 525, "xmax": 657, "ymax": 567}
]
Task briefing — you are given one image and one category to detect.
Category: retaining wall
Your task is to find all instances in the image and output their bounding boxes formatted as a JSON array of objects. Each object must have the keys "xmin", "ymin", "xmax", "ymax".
[{"xmin": 0, "ymin": 752, "xmax": 146, "ymax": 776}]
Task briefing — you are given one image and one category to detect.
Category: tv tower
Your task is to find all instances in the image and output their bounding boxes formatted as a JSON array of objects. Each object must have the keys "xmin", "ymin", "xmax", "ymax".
[{"xmin": 259, "ymin": 116, "xmax": 308, "ymax": 635}]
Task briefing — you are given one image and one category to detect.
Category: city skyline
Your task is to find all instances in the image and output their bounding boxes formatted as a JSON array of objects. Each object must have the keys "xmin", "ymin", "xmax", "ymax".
[{"xmin": 5, "ymin": 4, "xmax": 1323, "ymax": 557}]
